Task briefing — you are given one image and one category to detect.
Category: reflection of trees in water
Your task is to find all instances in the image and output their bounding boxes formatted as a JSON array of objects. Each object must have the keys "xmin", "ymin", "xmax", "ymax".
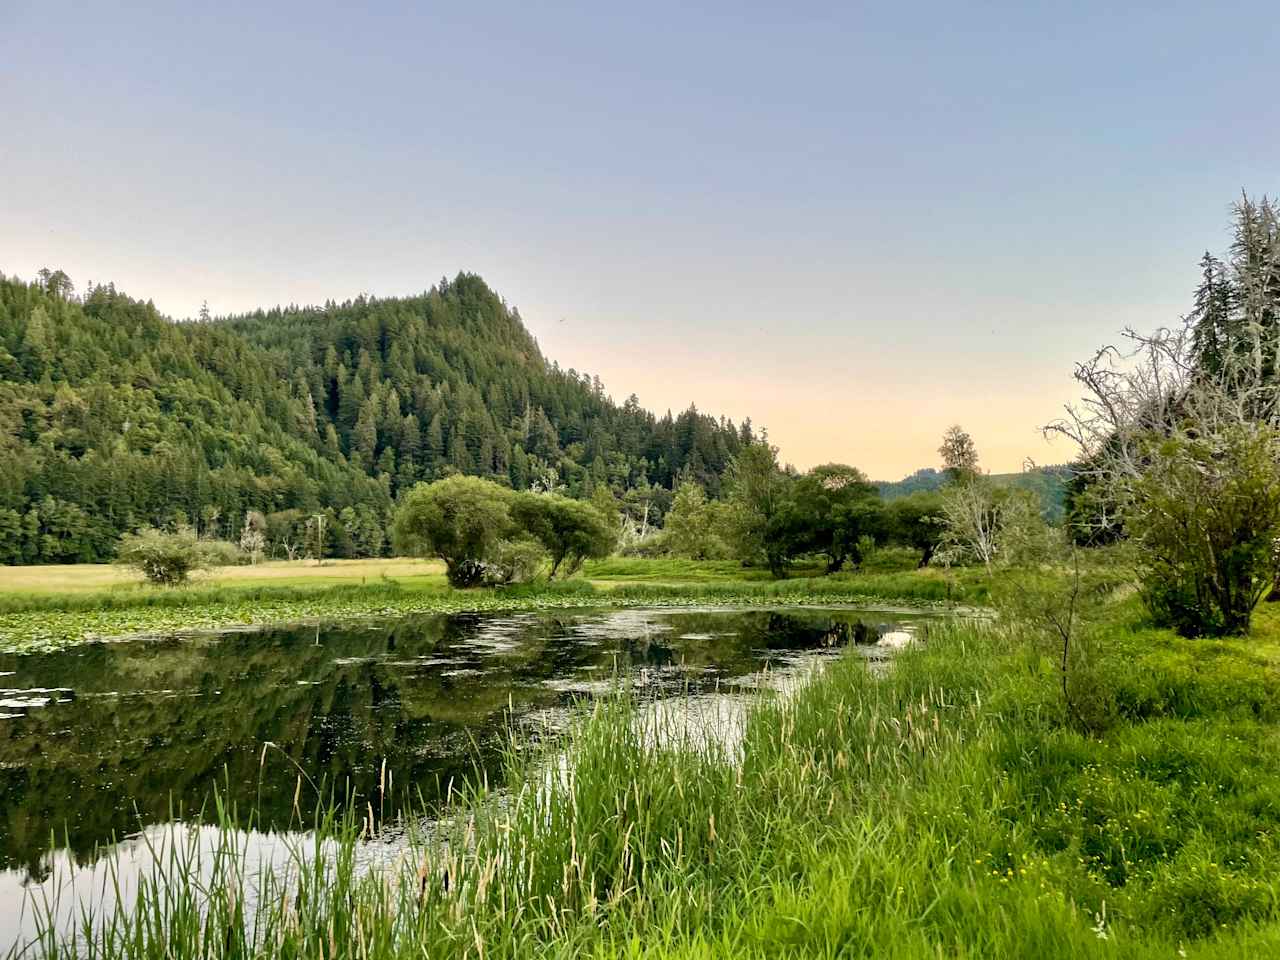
[
  {"xmin": 0, "ymin": 617, "xmax": 529, "ymax": 877},
  {"xmin": 0, "ymin": 608, "xmax": 919, "ymax": 880}
]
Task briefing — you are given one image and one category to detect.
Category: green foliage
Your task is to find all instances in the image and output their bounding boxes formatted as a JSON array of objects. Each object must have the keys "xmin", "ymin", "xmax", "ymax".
[
  {"xmin": 391, "ymin": 476, "xmax": 517, "ymax": 586},
  {"xmin": 938, "ymin": 422, "xmax": 979, "ymax": 478},
  {"xmin": 1127, "ymin": 424, "xmax": 1280, "ymax": 637},
  {"xmin": 723, "ymin": 439, "xmax": 793, "ymax": 576},
  {"xmin": 0, "ymin": 271, "xmax": 750, "ymax": 565},
  {"xmin": 787, "ymin": 463, "xmax": 884, "ymax": 572},
  {"xmin": 114, "ymin": 527, "xmax": 222, "ymax": 585},
  {"xmin": 199, "ymin": 538, "xmax": 245, "ymax": 567},
  {"xmin": 661, "ymin": 481, "xmax": 733, "ymax": 559},
  {"xmin": 998, "ymin": 487, "xmax": 1061, "ymax": 566},
  {"xmin": 1189, "ymin": 196, "xmax": 1280, "ymax": 380},
  {"xmin": 484, "ymin": 538, "xmax": 549, "ymax": 585},
  {"xmin": 886, "ymin": 491, "xmax": 945, "ymax": 567},
  {"xmin": 994, "ymin": 554, "xmax": 1119, "ymax": 732},
  {"xmin": 510, "ymin": 492, "xmax": 616, "ymax": 578}
]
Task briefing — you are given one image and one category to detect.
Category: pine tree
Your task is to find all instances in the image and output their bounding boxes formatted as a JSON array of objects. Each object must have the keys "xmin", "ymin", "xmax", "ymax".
[
  {"xmin": 1189, "ymin": 253, "xmax": 1235, "ymax": 376},
  {"xmin": 22, "ymin": 304, "xmax": 54, "ymax": 377},
  {"xmin": 353, "ymin": 400, "xmax": 379, "ymax": 464}
]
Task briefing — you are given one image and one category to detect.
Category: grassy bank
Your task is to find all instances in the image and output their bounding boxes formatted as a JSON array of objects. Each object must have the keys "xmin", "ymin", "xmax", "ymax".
[
  {"xmin": 0, "ymin": 558, "xmax": 991, "ymax": 654},
  {"xmin": 24, "ymin": 597, "xmax": 1280, "ymax": 958}
]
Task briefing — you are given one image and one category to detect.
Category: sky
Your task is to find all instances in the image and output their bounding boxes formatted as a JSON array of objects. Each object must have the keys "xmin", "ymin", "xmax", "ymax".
[{"xmin": 2, "ymin": 1, "xmax": 1277, "ymax": 478}]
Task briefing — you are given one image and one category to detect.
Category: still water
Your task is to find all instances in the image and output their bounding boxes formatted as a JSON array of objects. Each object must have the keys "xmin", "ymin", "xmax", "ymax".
[{"xmin": 0, "ymin": 606, "xmax": 931, "ymax": 950}]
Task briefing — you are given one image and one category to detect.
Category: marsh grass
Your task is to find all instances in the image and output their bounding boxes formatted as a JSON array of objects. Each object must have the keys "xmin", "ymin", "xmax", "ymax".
[{"xmin": 21, "ymin": 607, "xmax": 1280, "ymax": 958}]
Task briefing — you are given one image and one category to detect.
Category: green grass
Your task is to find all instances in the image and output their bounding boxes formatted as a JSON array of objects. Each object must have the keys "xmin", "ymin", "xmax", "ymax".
[{"xmin": 20, "ymin": 588, "xmax": 1280, "ymax": 958}]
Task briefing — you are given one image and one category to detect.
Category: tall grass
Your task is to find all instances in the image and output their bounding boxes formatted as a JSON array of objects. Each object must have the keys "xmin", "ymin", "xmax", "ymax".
[{"xmin": 22, "ymin": 610, "xmax": 1280, "ymax": 958}]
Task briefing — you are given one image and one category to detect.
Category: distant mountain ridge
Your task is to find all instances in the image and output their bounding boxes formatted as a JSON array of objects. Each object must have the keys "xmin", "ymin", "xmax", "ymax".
[{"xmin": 877, "ymin": 465, "xmax": 1072, "ymax": 521}]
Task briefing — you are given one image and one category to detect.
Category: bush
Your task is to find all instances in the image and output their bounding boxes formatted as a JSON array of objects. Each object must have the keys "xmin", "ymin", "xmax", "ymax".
[
  {"xmin": 1127, "ymin": 424, "xmax": 1280, "ymax": 636},
  {"xmin": 661, "ymin": 482, "xmax": 732, "ymax": 560},
  {"xmin": 618, "ymin": 530, "xmax": 670, "ymax": 558},
  {"xmin": 200, "ymin": 539, "xmax": 245, "ymax": 567},
  {"xmin": 115, "ymin": 527, "xmax": 218, "ymax": 585}
]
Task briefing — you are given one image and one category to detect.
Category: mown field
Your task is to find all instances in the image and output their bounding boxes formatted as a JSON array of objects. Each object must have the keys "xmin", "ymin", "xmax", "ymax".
[
  {"xmin": 17, "ymin": 569, "xmax": 1280, "ymax": 959},
  {"xmin": 0, "ymin": 557, "xmax": 449, "ymax": 594}
]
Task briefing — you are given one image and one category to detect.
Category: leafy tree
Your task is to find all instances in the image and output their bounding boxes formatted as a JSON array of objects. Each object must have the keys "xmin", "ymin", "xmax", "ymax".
[
  {"xmin": 510, "ymin": 492, "xmax": 616, "ymax": 578},
  {"xmin": 724, "ymin": 439, "xmax": 793, "ymax": 577},
  {"xmin": 391, "ymin": 476, "xmax": 516, "ymax": 587},
  {"xmin": 266, "ymin": 509, "xmax": 307, "ymax": 560},
  {"xmin": 938, "ymin": 424, "xmax": 979, "ymax": 480},
  {"xmin": 789, "ymin": 464, "xmax": 883, "ymax": 572},
  {"xmin": 886, "ymin": 492, "xmax": 945, "ymax": 568},
  {"xmin": 663, "ymin": 481, "xmax": 732, "ymax": 560},
  {"xmin": 115, "ymin": 526, "xmax": 213, "ymax": 585}
]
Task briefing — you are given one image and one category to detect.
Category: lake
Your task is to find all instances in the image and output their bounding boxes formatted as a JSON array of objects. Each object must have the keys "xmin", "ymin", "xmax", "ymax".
[{"xmin": 0, "ymin": 606, "xmax": 934, "ymax": 951}]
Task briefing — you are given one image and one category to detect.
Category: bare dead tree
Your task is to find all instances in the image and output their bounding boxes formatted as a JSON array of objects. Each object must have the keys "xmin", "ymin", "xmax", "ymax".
[
  {"xmin": 1046, "ymin": 313, "xmax": 1280, "ymax": 533},
  {"xmin": 936, "ymin": 476, "xmax": 1002, "ymax": 571},
  {"xmin": 1049, "ymin": 196, "xmax": 1280, "ymax": 534}
]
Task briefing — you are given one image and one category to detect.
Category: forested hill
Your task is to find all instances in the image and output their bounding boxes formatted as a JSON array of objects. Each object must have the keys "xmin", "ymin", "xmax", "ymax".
[
  {"xmin": 877, "ymin": 465, "xmax": 1072, "ymax": 520},
  {"xmin": 0, "ymin": 270, "xmax": 752, "ymax": 563}
]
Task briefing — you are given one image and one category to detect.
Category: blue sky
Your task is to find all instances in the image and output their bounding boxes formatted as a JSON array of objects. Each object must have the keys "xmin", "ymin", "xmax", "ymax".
[{"xmin": 2, "ymin": 1, "xmax": 1276, "ymax": 476}]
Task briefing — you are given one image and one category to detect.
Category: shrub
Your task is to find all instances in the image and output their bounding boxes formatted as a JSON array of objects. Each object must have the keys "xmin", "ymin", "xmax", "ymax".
[
  {"xmin": 1127, "ymin": 424, "xmax": 1280, "ymax": 636},
  {"xmin": 200, "ymin": 539, "xmax": 245, "ymax": 567},
  {"xmin": 661, "ymin": 482, "xmax": 732, "ymax": 560},
  {"xmin": 115, "ymin": 526, "xmax": 216, "ymax": 585}
]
